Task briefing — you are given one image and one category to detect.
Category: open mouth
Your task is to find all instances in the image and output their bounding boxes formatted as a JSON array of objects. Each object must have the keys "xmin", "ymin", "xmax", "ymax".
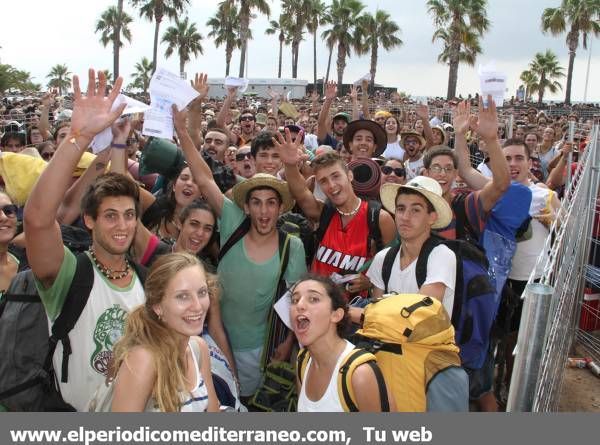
[
  {"xmin": 183, "ymin": 313, "xmax": 204, "ymax": 324},
  {"xmin": 182, "ymin": 188, "xmax": 194, "ymax": 198},
  {"xmin": 295, "ymin": 315, "xmax": 310, "ymax": 333}
]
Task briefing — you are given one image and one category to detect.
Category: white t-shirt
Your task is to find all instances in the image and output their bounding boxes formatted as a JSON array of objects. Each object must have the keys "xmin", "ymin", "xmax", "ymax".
[
  {"xmin": 382, "ymin": 141, "xmax": 405, "ymax": 160},
  {"xmin": 367, "ymin": 244, "xmax": 457, "ymax": 317},
  {"xmin": 297, "ymin": 340, "xmax": 355, "ymax": 412},
  {"xmin": 405, "ymin": 157, "xmax": 424, "ymax": 180}
]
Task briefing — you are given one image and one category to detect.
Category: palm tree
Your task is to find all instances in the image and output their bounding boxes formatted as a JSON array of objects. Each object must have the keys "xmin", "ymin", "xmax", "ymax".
[
  {"xmin": 427, "ymin": 0, "xmax": 490, "ymax": 100},
  {"xmin": 541, "ymin": 0, "xmax": 600, "ymax": 104},
  {"xmin": 528, "ymin": 50, "xmax": 565, "ymax": 105},
  {"xmin": 357, "ymin": 10, "xmax": 402, "ymax": 93},
  {"xmin": 519, "ymin": 69, "xmax": 539, "ymax": 102},
  {"xmin": 265, "ymin": 15, "xmax": 289, "ymax": 78},
  {"xmin": 46, "ymin": 64, "xmax": 71, "ymax": 96},
  {"xmin": 281, "ymin": 0, "xmax": 311, "ymax": 79},
  {"xmin": 162, "ymin": 16, "xmax": 204, "ymax": 77},
  {"xmin": 321, "ymin": 0, "xmax": 365, "ymax": 95},
  {"xmin": 224, "ymin": 0, "xmax": 270, "ymax": 77},
  {"xmin": 132, "ymin": 57, "xmax": 154, "ymax": 94},
  {"xmin": 305, "ymin": 0, "xmax": 327, "ymax": 88},
  {"xmin": 95, "ymin": 4, "xmax": 133, "ymax": 82},
  {"xmin": 207, "ymin": 1, "xmax": 241, "ymax": 76},
  {"xmin": 130, "ymin": 0, "xmax": 190, "ymax": 73}
]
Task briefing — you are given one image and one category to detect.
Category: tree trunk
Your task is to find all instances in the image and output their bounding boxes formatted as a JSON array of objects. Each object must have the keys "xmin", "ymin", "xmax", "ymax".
[
  {"xmin": 313, "ymin": 30, "xmax": 317, "ymax": 88},
  {"xmin": 277, "ymin": 37, "xmax": 283, "ymax": 78},
  {"xmin": 225, "ymin": 44, "xmax": 232, "ymax": 76},
  {"xmin": 446, "ymin": 17, "xmax": 461, "ymax": 100},
  {"xmin": 114, "ymin": 0, "xmax": 123, "ymax": 82},
  {"xmin": 180, "ymin": 57, "xmax": 185, "ymax": 79},
  {"xmin": 336, "ymin": 44, "xmax": 346, "ymax": 96},
  {"xmin": 369, "ymin": 43, "xmax": 378, "ymax": 95},
  {"xmin": 239, "ymin": 12, "xmax": 249, "ymax": 78},
  {"xmin": 538, "ymin": 73, "xmax": 546, "ymax": 105},
  {"xmin": 292, "ymin": 41, "xmax": 299, "ymax": 79},
  {"xmin": 564, "ymin": 29, "xmax": 579, "ymax": 105},
  {"xmin": 152, "ymin": 16, "xmax": 162, "ymax": 74},
  {"xmin": 324, "ymin": 45, "xmax": 333, "ymax": 93}
]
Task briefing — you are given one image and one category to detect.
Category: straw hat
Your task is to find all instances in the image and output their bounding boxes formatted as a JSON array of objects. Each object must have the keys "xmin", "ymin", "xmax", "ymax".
[
  {"xmin": 380, "ymin": 176, "xmax": 452, "ymax": 229},
  {"xmin": 400, "ymin": 130, "xmax": 426, "ymax": 148},
  {"xmin": 232, "ymin": 173, "xmax": 295, "ymax": 214},
  {"xmin": 343, "ymin": 119, "xmax": 387, "ymax": 157}
]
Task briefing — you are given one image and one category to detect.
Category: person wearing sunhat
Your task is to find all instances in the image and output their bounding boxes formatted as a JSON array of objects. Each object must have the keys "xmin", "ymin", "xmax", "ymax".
[
  {"xmin": 401, "ymin": 130, "xmax": 427, "ymax": 179},
  {"xmin": 373, "ymin": 110, "xmax": 392, "ymax": 128},
  {"xmin": 172, "ymin": 104, "xmax": 307, "ymax": 399},
  {"xmin": 343, "ymin": 119, "xmax": 387, "ymax": 161},
  {"xmin": 363, "ymin": 176, "xmax": 457, "ymax": 315}
]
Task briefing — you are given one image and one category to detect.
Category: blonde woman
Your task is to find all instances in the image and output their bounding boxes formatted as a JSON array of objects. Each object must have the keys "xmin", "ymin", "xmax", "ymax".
[{"xmin": 110, "ymin": 253, "xmax": 219, "ymax": 412}]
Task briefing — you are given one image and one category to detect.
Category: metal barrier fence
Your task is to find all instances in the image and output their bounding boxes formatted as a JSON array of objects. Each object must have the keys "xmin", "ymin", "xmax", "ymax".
[{"xmin": 507, "ymin": 123, "xmax": 600, "ymax": 412}]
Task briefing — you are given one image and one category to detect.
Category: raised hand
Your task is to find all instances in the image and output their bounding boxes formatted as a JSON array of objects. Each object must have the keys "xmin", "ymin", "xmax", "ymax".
[
  {"xmin": 324, "ymin": 81, "xmax": 337, "ymax": 100},
  {"xmin": 70, "ymin": 69, "xmax": 126, "ymax": 141},
  {"xmin": 41, "ymin": 90, "xmax": 56, "ymax": 108},
  {"xmin": 452, "ymin": 100, "xmax": 471, "ymax": 136},
  {"xmin": 415, "ymin": 104, "xmax": 429, "ymax": 120},
  {"xmin": 190, "ymin": 72, "xmax": 209, "ymax": 99},
  {"xmin": 227, "ymin": 86, "xmax": 238, "ymax": 99},
  {"xmin": 350, "ymin": 84, "xmax": 359, "ymax": 101},
  {"xmin": 272, "ymin": 127, "xmax": 306, "ymax": 166},
  {"xmin": 111, "ymin": 117, "xmax": 131, "ymax": 144},
  {"xmin": 171, "ymin": 104, "xmax": 188, "ymax": 135},
  {"xmin": 267, "ymin": 87, "xmax": 281, "ymax": 100},
  {"xmin": 471, "ymin": 95, "xmax": 498, "ymax": 141}
]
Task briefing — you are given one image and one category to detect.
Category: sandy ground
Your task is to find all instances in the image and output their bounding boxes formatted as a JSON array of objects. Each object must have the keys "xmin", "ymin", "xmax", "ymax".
[{"xmin": 558, "ymin": 333, "xmax": 600, "ymax": 412}]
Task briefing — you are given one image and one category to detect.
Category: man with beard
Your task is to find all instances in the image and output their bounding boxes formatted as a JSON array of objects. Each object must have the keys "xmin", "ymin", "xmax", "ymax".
[
  {"xmin": 401, "ymin": 131, "xmax": 427, "ymax": 179},
  {"xmin": 202, "ymin": 128, "xmax": 229, "ymax": 161},
  {"xmin": 23, "ymin": 70, "xmax": 146, "ymax": 411},
  {"xmin": 316, "ymin": 81, "xmax": 350, "ymax": 148},
  {"xmin": 216, "ymin": 86, "xmax": 259, "ymax": 146},
  {"xmin": 171, "ymin": 106, "xmax": 307, "ymax": 399}
]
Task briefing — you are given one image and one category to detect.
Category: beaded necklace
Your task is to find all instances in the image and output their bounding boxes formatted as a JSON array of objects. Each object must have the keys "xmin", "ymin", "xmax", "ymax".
[
  {"xmin": 89, "ymin": 248, "xmax": 130, "ymax": 280},
  {"xmin": 336, "ymin": 198, "xmax": 362, "ymax": 217}
]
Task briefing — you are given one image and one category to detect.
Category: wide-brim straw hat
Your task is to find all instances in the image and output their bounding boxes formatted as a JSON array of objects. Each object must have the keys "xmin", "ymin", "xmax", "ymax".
[
  {"xmin": 232, "ymin": 173, "xmax": 296, "ymax": 214},
  {"xmin": 400, "ymin": 130, "xmax": 426, "ymax": 148},
  {"xmin": 380, "ymin": 176, "xmax": 452, "ymax": 229},
  {"xmin": 343, "ymin": 119, "xmax": 387, "ymax": 157}
]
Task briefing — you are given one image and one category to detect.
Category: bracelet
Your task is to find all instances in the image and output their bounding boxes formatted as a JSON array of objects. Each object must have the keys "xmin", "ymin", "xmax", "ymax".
[{"xmin": 111, "ymin": 143, "xmax": 127, "ymax": 149}]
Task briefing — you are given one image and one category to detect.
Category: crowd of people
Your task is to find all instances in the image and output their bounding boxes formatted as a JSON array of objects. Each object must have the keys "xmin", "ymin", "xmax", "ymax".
[{"xmin": 0, "ymin": 68, "xmax": 596, "ymax": 413}]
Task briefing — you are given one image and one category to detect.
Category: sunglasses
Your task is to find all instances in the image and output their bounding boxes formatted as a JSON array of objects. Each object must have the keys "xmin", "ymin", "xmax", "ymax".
[
  {"xmin": 236, "ymin": 152, "xmax": 252, "ymax": 161},
  {"xmin": 41, "ymin": 151, "xmax": 54, "ymax": 161},
  {"xmin": 240, "ymin": 115, "xmax": 255, "ymax": 122},
  {"xmin": 381, "ymin": 166, "xmax": 406, "ymax": 177},
  {"xmin": 1, "ymin": 204, "xmax": 18, "ymax": 218}
]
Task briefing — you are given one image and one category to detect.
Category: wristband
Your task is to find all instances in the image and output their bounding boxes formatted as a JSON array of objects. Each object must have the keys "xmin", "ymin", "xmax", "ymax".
[{"xmin": 111, "ymin": 143, "xmax": 127, "ymax": 149}]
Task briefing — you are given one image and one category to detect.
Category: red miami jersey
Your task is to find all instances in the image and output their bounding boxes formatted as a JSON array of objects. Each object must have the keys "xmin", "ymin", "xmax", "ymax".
[{"xmin": 311, "ymin": 200, "xmax": 371, "ymax": 277}]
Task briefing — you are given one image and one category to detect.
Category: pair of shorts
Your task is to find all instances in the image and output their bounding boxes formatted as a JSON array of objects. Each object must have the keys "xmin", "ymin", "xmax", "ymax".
[
  {"xmin": 464, "ymin": 346, "xmax": 495, "ymax": 400},
  {"xmin": 233, "ymin": 347, "xmax": 263, "ymax": 398}
]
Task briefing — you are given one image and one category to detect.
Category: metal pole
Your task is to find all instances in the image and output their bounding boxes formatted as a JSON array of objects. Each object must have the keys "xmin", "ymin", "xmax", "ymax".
[
  {"xmin": 566, "ymin": 121, "xmax": 575, "ymax": 189},
  {"xmin": 583, "ymin": 38, "xmax": 593, "ymax": 103},
  {"xmin": 507, "ymin": 114, "xmax": 514, "ymax": 139},
  {"xmin": 506, "ymin": 283, "xmax": 554, "ymax": 412}
]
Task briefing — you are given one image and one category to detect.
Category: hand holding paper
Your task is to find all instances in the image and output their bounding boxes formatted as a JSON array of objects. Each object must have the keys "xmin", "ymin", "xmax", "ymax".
[{"xmin": 478, "ymin": 62, "xmax": 506, "ymax": 108}]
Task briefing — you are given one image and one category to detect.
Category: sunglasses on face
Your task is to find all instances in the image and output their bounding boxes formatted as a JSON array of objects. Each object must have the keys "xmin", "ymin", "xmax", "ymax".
[
  {"xmin": 381, "ymin": 166, "xmax": 406, "ymax": 177},
  {"xmin": 1, "ymin": 204, "xmax": 18, "ymax": 218},
  {"xmin": 236, "ymin": 152, "xmax": 252, "ymax": 161},
  {"xmin": 240, "ymin": 116, "xmax": 255, "ymax": 122}
]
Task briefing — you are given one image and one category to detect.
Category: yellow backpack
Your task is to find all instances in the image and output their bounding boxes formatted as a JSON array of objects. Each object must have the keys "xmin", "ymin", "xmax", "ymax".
[
  {"xmin": 354, "ymin": 294, "xmax": 463, "ymax": 412},
  {"xmin": 296, "ymin": 347, "xmax": 390, "ymax": 412}
]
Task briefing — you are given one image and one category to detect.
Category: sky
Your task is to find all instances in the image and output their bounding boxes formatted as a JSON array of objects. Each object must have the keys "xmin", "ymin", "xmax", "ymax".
[{"xmin": 1, "ymin": 0, "xmax": 599, "ymax": 101}]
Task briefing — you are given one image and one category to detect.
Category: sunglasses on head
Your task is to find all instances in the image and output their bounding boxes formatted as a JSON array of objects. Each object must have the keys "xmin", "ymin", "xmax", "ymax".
[
  {"xmin": 236, "ymin": 152, "xmax": 252, "ymax": 161},
  {"xmin": 381, "ymin": 166, "xmax": 406, "ymax": 177},
  {"xmin": 1, "ymin": 204, "xmax": 18, "ymax": 218}
]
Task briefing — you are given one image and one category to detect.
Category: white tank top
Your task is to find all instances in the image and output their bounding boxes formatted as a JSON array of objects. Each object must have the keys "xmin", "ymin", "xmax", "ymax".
[{"xmin": 297, "ymin": 340, "xmax": 355, "ymax": 412}]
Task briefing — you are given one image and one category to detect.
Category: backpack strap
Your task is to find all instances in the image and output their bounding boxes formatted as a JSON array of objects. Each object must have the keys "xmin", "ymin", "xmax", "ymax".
[
  {"xmin": 366, "ymin": 200, "xmax": 383, "ymax": 253},
  {"xmin": 338, "ymin": 348, "xmax": 389, "ymax": 412},
  {"xmin": 296, "ymin": 348, "xmax": 310, "ymax": 385},
  {"xmin": 415, "ymin": 236, "xmax": 443, "ymax": 289},
  {"xmin": 218, "ymin": 217, "xmax": 251, "ymax": 262},
  {"xmin": 129, "ymin": 260, "xmax": 148, "ymax": 286},
  {"xmin": 381, "ymin": 243, "xmax": 401, "ymax": 295},
  {"xmin": 46, "ymin": 253, "xmax": 95, "ymax": 383},
  {"xmin": 314, "ymin": 201, "xmax": 336, "ymax": 247},
  {"xmin": 451, "ymin": 192, "xmax": 477, "ymax": 242}
]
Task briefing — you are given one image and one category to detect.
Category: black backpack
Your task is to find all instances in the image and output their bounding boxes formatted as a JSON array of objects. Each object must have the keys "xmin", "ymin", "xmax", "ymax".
[{"xmin": 0, "ymin": 253, "xmax": 146, "ymax": 411}]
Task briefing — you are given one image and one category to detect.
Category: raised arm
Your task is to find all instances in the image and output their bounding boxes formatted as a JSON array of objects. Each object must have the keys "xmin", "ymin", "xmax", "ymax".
[
  {"xmin": 187, "ymin": 73, "xmax": 210, "ymax": 148},
  {"xmin": 273, "ymin": 128, "xmax": 323, "ymax": 222},
  {"xmin": 309, "ymin": 90, "xmax": 320, "ymax": 115},
  {"xmin": 173, "ymin": 105, "xmax": 224, "ymax": 217},
  {"xmin": 216, "ymin": 86, "xmax": 239, "ymax": 145},
  {"xmin": 38, "ymin": 90, "xmax": 55, "ymax": 140},
  {"xmin": 416, "ymin": 104, "xmax": 435, "ymax": 148},
  {"xmin": 452, "ymin": 100, "xmax": 490, "ymax": 191},
  {"xmin": 24, "ymin": 70, "xmax": 126, "ymax": 287},
  {"xmin": 268, "ymin": 87, "xmax": 281, "ymax": 117},
  {"xmin": 361, "ymin": 79, "xmax": 371, "ymax": 120},
  {"xmin": 470, "ymin": 96, "xmax": 510, "ymax": 212},
  {"xmin": 350, "ymin": 84, "xmax": 360, "ymax": 121},
  {"xmin": 317, "ymin": 81, "xmax": 336, "ymax": 142}
]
